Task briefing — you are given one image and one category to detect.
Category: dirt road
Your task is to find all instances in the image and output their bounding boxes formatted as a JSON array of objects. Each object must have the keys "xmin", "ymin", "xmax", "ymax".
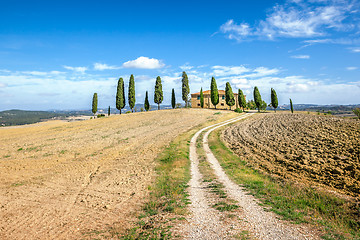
[
  {"xmin": 0, "ymin": 109, "xmax": 225, "ymax": 239},
  {"xmin": 184, "ymin": 113, "xmax": 318, "ymax": 239}
]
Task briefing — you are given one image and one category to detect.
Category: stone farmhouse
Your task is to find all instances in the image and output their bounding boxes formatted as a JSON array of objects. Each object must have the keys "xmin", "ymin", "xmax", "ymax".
[{"xmin": 191, "ymin": 90, "xmax": 246, "ymax": 110}]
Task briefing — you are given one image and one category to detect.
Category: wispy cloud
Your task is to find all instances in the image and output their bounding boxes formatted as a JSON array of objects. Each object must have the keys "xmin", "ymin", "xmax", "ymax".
[
  {"xmin": 122, "ymin": 56, "xmax": 165, "ymax": 69},
  {"xmin": 93, "ymin": 63, "xmax": 120, "ymax": 71},
  {"xmin": 63, "ymin": 65, "xmax": 88, "ymax": 73},
  {"xmin": 211, "ymin": 65, "xmax": 250, "ymax": 76},
  {"xmin": 349, "ymin": 47, "xmax": 360, "ymax": 52},
  {"xmin": 179, "ymin": 63, "xmax": 194, "ymax": 71},
  {"xmin": 21, "ymin": 71, "xmax": 65, "ymax": 76},
  {"xmin": 220, "ymin": 0, "xmax": 359, "ymax": 42},
  {"xmin": 291, "ymin": 55, "xmax": 310, "ymax": 59},
  {"xmin": 346, "ymin": 66, "xmax": 358, "ymax": 70}
]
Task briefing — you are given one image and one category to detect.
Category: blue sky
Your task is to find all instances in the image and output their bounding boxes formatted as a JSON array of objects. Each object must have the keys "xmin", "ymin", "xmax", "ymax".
[{"xmin": 0, "ymin": 0, "xmax": 359, "ymax": 110}]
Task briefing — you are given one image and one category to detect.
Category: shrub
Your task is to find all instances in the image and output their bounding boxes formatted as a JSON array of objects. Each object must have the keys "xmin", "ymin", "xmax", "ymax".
[
  {"xmin": 125, "ymin": 111, "xmax": 131, "ymax": 114},
  {"xmin": 353, "ymin": 108, "xmax": 360, "ymax": 119},
  {"xmin": 234, "ymin": 108, "xmax": 243, "ymax": 113},
  {"xmin": 97, "ymin": 114, "xmax": 105, "ymax": 118}
]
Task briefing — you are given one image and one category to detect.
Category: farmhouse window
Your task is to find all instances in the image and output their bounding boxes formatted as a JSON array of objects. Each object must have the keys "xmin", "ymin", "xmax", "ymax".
[
  {"xmin": 222, "ymin": 95, "xmax": 225, "ymax": 99},
  {"xmin": 221, "ymin": 103, "xmax": 224, "ymax": 106},
  {"xmin": 197, "ymin": 96, "xmax": 200, "ymax": 100}
]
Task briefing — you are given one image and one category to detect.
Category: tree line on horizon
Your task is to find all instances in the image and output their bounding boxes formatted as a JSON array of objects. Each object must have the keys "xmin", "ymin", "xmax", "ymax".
[
  {"xmin": 91, "ymin": 72, "xmax": 191, "ymax": 116},
  {"xmin": 91, "ymin": 71, "xmax": 295, "ymax": 116}
]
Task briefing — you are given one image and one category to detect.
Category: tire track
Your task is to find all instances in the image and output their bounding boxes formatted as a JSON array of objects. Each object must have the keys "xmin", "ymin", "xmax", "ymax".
[
  {"xmin": 200, "ymin": 114, "xmax": 319, "ymax": 240},
  {"xmin": 185, "ymin": 114, "xmax": 252, "ymax": 239}
]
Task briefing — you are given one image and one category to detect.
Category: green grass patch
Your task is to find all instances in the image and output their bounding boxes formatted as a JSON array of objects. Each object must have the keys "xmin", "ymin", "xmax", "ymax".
[
  {"xmin": 209, "ymin": 127, "xmax": 360, "ymax": 239},
  {"xmin": 207, "ymin": 182, "xmax": 227, "ymax": 198},
  {"xmin": 212, "ymin": 201, "xmax": 239, "ymax": 212},
  {"xmin": 120, "ymin": 127, "xmax": 194, "ymax": 239}
]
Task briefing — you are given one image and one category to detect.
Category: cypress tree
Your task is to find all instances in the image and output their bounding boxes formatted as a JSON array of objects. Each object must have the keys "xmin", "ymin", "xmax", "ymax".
[
  {"xmin": 154, "ymin": 76, "xmax": 163, "ymax": 110},
  {"xmin": 238, "ymin": 89, "xmax": 246, "ymax": 111},
  {"xmin": 128, "ymin": 74, "xmax": 135, "ymax": 112},
  {"xmin": 92, "ymin": 93, "xmax": 98, "ymax": 117},
  {"xmin": 200, "ymin": 87, "xmax": 204, "ymax": 108},
  {"xmin": 210, "ymin": 77, "xmax": 219, "ymax": 109},
  {"xmin": 290, "ymin": 98, "xmax": 294, "ymax": 114},
  {"xmin": 182, "ymin": 71, "xmax": 190, "ymax": 108},
  {"xmin": 225, "ymin": 82, "xmax": 235, "ymax": 110},
  {"xmin": 271, "ymin": 88, "xmax": 278, "ymax": 112},
  {"xmin": 253, "ymin": 86, "xmax": 262, "ymax": 112},
  {"xmin": 144, "ymin": 91, "xmax": 150, "ymax": 111},
  {"xmin": 116, "ymin": 77, "xmax": 125, "ymax": 114},
  {"xmin": 108, "ymin": 106, "xmax": 110, "ymax": 116},
  {"xmin": 171, "ymin": 88, "xmax": 176, "ymax": 109}
]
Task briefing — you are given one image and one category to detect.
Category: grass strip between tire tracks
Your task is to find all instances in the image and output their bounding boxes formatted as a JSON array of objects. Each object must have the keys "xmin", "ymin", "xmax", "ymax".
[
  {"xmin": 208, "ymin": 122, "xmax": 360, "ymax": 240},
  {"xmin": 121, "ymin": 111, "xmax": 239, "ymax": 239}
]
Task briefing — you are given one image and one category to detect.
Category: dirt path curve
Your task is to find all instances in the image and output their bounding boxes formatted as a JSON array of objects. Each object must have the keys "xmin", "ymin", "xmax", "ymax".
[
  {"xmin": 185, "ymin": 114, "xmax": 252, "ymax": 239},
  {"xmin": 186, "ymin": 113, "xmax": 318, "ymax": 239}
]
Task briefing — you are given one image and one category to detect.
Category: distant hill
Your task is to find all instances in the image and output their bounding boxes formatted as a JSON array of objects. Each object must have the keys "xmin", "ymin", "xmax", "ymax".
[
  {"xmin": 0, "ymin": 104, "xmax": 179, "ymax": 126},
  {"xmin": 0, "ymin": 109, "xmax": 91, "ymax": 126},
  {"xmin": 278, "ymin": 104, "xmax": 359, "ymax": 115}
]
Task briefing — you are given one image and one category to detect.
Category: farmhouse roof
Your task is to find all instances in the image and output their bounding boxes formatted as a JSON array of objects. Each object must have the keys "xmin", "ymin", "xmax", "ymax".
[{"xmin": 192, "ymin": 90, "xmax": 227, "ymax": 95}]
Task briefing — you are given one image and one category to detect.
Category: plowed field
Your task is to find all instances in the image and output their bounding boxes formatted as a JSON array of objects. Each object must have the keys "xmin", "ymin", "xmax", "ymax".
[
  {"xmin": 0, "ymin": 109, "xmax": 225, "ymax": 239},
  {"xmin": 223, "ymin": 113, "xmax": 360, "ymax": 198}
]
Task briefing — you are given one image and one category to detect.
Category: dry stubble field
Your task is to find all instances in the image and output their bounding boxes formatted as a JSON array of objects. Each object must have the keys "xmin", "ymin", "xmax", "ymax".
[
  {"xmin": 0, "ymin": 108, "xmax": 226, "ymax": 240},
  {"xmin": 223, "ymin": 112, "xmax": 360, "ymax": 198}
]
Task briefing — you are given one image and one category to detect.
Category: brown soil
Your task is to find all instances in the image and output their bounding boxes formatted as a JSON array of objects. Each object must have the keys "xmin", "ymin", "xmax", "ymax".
[
  {"xmin": 223, "ymin": 113, "xmax": 360, "ymax": 198},
  {"xmin": 0, "ymin": 109, "xmax": 224, "ymax": 240}
]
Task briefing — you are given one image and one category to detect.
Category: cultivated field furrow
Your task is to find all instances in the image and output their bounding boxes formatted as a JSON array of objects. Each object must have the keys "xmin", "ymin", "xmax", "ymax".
[{"xmin": 223, "ymin": 113, "xmax": 360, "ymax": 198}]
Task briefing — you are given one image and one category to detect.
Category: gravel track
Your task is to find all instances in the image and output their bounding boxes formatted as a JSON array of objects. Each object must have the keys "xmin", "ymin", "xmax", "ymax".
[{"xmin": 185, "ymin": 113, "xmax": 319, "ymax": 239}]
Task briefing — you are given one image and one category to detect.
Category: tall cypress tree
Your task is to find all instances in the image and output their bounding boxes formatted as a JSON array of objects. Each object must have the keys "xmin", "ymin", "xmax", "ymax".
[
  {"xmin": 210, "ymin": 77, "xmax": 219, "ymax": 109},
  {"xmin": 116, "ymin": 77, "xmax": 125, "ymax": 114},
  {"xmin": 238, "ymin": 89, "xmax": 246, "ymax": 111},
  {"xmin": 225, "ymin": 82, "xmax": 235, "ymax": 110},
  {"xmin": 108, "ymin": 106, "xmax": 110, "ymax": 116},
  {"xmin": 92, "ymin": 93, "xmax": 98, "ymax": 117},
  {"xmin": 271, "ymin": 88, "xmax": 278, "ymax": 112},
  {"xmin": 144, "ymin": 91, "xmax": 150, "ymax": 111},
  {"xmin": 154, "ymin": 76, "xmax": 163, "ymax": 110},
  {"xmin": 200, "ymin": 87, "xmax": 204, "ymax": 108},
  {"xmin": 253, "ymin": 86, "xmax": 262, "ymax": 112},
  {"xmin": 182, "ymin": 71, "xmax": 190, "ymax": 108},
  {"xmin": 128, "ymin": 74, "xmax": 135, "ymax": 112},
  {"xmin": 290, "ymin": 98, "xmax": 294, "ymax": 114},
  {"xmin": 171, "ymin": 88, "xmax": 176, "ymax": 109}
]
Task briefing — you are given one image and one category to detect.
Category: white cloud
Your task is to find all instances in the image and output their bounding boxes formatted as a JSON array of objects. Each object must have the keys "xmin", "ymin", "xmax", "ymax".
[
  {"xmin": 239, "ymin": 67, "xmax": 280, "ymax": 78},
  {"xmin": 350, "ymin": 47, "xmax": 360, "ymax": 52},
  {"xmin": 220, "ymin": 20, "xmax": 252, "ymax": 41},
  {"xmin": 179, "ymin": 63, "xmax": 194, "ymax": 71},
  {"xmin": 220, "ymin": 0, "xmax": 359, "ymax": 41},
  {"xmin": 50, "ymin": 71, "xmax": 65, "ymax": 75},
  {"xmin": 93, "ymin": 63, "xmax": 120, "ymax": 71},
  {"xmin": 212, "ymin": 65, "xmax": 250, "ymax": 76},
  {"xmin": 346, "ymin": 66, "xmax": 358, "ymax": 70},
  {"xmin": 22, "ymin": 71, "xmax": 48, "ymax": 76},
  {"xmin": 63, "ymin": 65, "xmax": 88, "ymax": 73},
  {"xmin": 291, "ymin": 55, "xmax": 310, "ymax": 59},
  {"xmin": 20, "ymin": 71, "xmax": 65, "ymax": 76},
  {"xmin": 0, "ymin": 83, "xmax": 7, "ymax": 88},
  {"xmin": 122, "ymin": 56, "xmax": 165, "ymax": 69}
]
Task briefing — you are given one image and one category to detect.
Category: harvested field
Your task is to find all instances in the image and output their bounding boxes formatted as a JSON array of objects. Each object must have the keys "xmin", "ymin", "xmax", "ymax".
[
  {"xmin": 223, "ymin": 113, "xmax": 360, "ymax": 198},
  {"xmin": 0, "ymin": 109, "xmax": 225, "ymax": 240}
]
